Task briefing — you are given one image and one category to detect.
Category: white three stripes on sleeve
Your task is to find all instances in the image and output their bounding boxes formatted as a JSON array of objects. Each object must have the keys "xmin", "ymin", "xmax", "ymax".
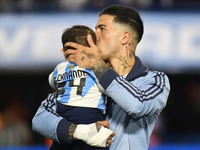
[
  {"xmin": 115, "ymin": 72, "xmax": 166, "ymax": 102},
  {"xmin": 42, "ymin": 93, "xmax": 60, "ymax": 117}
]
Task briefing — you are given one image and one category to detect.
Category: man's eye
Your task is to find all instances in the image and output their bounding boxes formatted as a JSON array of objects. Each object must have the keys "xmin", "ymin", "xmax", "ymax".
[{"xmin": 101, "ymin": 28, "xmax": 105, "ymax": 31}]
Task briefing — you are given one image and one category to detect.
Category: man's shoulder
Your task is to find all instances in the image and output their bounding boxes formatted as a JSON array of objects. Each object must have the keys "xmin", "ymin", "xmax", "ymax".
[
  {"xmin": 134, "ymin": 70, "xmax": 169, "ymax": 83},
  {"xmin": 147, "ymin": 70, "xmax": 169, "ymax": 80},
  {"xmin": 145, "ymin": 71, "xmax": 170, "ymax": 86},
  {"xmin": 148, "ymin": 70, "xmax": 166, "ymax": 75}
]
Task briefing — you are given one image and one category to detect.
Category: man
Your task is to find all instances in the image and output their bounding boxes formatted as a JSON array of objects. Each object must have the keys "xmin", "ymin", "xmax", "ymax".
[{"xmin": 32, "ymin": 4, "xmax": 170, "ymax": 150}]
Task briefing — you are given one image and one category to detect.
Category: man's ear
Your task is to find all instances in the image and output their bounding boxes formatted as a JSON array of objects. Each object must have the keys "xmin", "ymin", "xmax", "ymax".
[{"xmin": 121, "ymin": 32, "xmax": 130, "ymax": 45}]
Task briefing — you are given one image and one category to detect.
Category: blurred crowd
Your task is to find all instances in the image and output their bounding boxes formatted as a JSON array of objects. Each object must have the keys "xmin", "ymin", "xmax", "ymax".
[
  {"xmin": 0, "ymin": 89, "xmax": 32, "ymax": 146},
  {"xmin": 0, "ymin": 0, "xmax": 199, "ymax": 12},
  {"xmin": 0, "ymin": 0, "xmax": 200, "ymax": 148}
]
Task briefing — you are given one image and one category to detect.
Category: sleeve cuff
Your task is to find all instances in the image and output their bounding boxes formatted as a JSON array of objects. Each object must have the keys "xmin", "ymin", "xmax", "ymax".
[
  {"xmin": 99, "ymin": 69, "xmax": 119, "ymax": 90},
  {"xmin": 57, "ymin": 119, "xmax": 73, "ymax": 144}
]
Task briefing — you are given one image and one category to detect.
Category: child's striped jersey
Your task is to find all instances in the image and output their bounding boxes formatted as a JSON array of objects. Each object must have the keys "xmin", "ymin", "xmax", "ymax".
[{"xmin": 49, "ymin": 61, "xmax": 106, "ymax": 113}]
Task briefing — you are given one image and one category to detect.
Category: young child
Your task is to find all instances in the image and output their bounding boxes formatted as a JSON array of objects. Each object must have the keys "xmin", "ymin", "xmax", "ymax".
[{"xmin": 48, "ymin": 25, "xmax": 110, "ymax": 150}]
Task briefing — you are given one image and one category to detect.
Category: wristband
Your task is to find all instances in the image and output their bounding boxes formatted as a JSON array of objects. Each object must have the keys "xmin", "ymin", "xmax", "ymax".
[
  {"xmin": 73, "ymin": 123, "xmax": 98, "ymax": 142},
  {"xmin": 87, "ymin": 126, "xmax": 113, "ymax": 147},
  {"xmin": 73, "ymin": 123, "xmax": 113, "ymax": 147}
]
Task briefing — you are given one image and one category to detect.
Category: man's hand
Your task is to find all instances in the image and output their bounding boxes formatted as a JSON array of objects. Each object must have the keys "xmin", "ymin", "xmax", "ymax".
[
  {"xmin": 96, "ymin": 121, "xmax": 115, "ymax": 147},
  {"xmin": 97, "ymin": 120, "xmax": 110, "ymax": 129},
  {"xmin": 106, "ymin": 132, "xmax": 115, "ymax": 147},
  {"xmin": 64, "ymin": 35, "xmax": 100, "ymax": 70},
  {"xmin": 64, "ymin": 35, "xmax": 110, "ymax": 79},
  {"xmin": 69, "ymin": 121, "xmax": 115, "ymax": 147}
]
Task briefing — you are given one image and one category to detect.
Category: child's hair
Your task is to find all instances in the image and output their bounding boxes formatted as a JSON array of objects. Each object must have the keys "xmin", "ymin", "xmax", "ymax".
[{"xmin": 62, "ymin": 25, "xmax": 96, "ymax": 51}]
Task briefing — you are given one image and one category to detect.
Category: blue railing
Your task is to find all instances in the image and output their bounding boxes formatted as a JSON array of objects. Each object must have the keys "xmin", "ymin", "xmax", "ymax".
[
  {"xmin": 149, "ymin": 144, "xmax": 200, "ymax": 150},
  {"xmin": 1, "ymin": 144, "xmax": 200, "ymax": 150}
]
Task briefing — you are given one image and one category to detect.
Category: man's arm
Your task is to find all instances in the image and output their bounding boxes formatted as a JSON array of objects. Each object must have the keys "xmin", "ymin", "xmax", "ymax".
[
  {"xmin": 32, "ymin": 92, "xmax": 115, "ymax": 147},
  {"xmin": 99, "ymin": 70, "xmax": 170, "ymax": 117},
  {"xmin": 32, "ymin": 92, "xmax": 72, "ymax": 144}
]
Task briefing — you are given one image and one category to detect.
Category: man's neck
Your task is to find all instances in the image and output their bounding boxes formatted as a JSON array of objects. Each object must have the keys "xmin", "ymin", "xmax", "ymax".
[{"xmin": 109, "ymin": 56, "xmax": 136, "ymax": 76}]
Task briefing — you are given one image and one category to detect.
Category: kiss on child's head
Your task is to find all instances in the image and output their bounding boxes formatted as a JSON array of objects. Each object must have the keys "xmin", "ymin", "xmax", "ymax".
[{"xmin": 61, "ymin": 25, "xmax": 96, "ymax": 51}]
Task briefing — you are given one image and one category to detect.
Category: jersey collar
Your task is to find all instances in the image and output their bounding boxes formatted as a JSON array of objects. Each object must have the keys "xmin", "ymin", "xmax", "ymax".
[{"xmin": 126, "ymin": 56, "xmax": 149, "ymax": 81}]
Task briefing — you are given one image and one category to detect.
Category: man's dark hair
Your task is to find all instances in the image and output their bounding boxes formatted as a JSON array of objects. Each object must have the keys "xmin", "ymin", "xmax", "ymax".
[
  {"xmin": 100, "ymin": 4, "xmax": 144, "ymax": 43},
  {"xmin": 62, "ymin": 25, "xmax": 96, "ymax": 51}
]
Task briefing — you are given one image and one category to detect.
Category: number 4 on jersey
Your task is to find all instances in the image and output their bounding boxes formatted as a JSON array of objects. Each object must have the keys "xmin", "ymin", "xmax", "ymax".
[{"xmin": 69, "ymin": 78, "xmax": 86, "ymax": 95}]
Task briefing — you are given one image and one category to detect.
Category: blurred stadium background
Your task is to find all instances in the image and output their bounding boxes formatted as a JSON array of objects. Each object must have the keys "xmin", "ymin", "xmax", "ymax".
[{"xmin": 0, "ymin": 0, "xmax": 200, "ymax": 149}]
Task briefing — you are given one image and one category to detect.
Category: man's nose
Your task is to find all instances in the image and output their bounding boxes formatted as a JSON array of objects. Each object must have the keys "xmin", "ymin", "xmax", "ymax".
[{"xmin": 95, "ymin": 30, "xmax": 99, "ymax": 41}]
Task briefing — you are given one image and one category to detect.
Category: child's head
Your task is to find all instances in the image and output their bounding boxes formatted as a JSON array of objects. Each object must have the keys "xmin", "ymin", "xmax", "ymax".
[{"xmin": 61, "ymin": 25, "xmax": 96, "ymax": 51}]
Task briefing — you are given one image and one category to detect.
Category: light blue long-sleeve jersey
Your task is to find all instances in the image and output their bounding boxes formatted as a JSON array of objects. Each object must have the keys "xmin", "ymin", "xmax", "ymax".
[
  {"xmin": 32, "ymin": 56, "xmax": 170, "ymax": 150},
  {"xmin": 97, "ymin": 56, "xmax": 170, "ymax": 150}
]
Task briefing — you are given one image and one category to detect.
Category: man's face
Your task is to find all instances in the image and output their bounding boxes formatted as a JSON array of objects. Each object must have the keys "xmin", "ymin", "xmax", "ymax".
[{"xmin": 95, "ymin": 14, "xmax": 122, "ymax": 61}]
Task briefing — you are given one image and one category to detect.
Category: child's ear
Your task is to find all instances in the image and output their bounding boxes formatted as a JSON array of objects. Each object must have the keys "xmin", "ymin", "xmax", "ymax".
[
  {"xmin": 61, "ymin": 48, "xmax": 68, "ymax": 61},
  {"xmin": 61, "ymin": 48, "xmax": 65, "ymax": 55}
]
